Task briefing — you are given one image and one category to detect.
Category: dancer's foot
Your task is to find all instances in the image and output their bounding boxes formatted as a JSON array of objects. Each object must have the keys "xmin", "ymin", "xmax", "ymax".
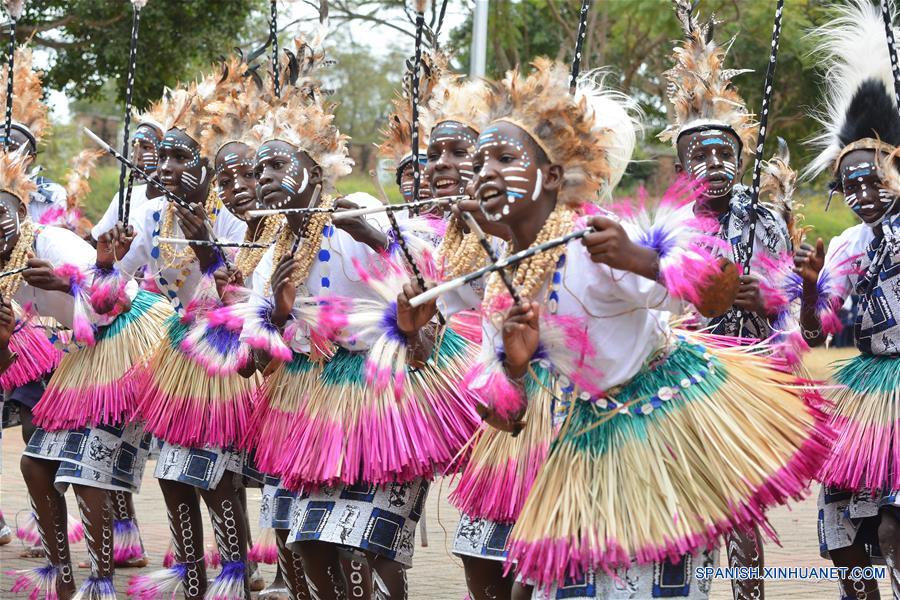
[
  {"xmin": 250, "ymin": 562, "xmax": 266, "ymax": 592},
  {"xmin": 18, "ymin": 543, "xmax": 43, "ymax": 558},
  {"xmin": 258, "ymin": 585, "xmax": 290, "ymax": 599},
  {"xmin": 0, "ymin": 524, "xmax": 12, "ymax": 546}
]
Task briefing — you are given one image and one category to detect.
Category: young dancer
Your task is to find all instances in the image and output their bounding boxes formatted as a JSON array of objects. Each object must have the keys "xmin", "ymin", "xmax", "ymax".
[
  {"xmin": 417, "ymin": 58, "xmax": 830, "ymax": 600},
  {"xmin": 659, "ymin": 2, "xmax": 793, "ymax": 596},
  {"xmin": 0, "ymin": 146, "xmax": 170, "ymax": 599},
  {"xmin": 91, "ymin": 120, "xmax": 164, "ymax": 241},
  {"xmin": 102, "ymin": 67, "xmax": 258, "ymax": 600},
  {"xmin": 795, "ymin": 2, "xmax": 900, "ymax": 597}
]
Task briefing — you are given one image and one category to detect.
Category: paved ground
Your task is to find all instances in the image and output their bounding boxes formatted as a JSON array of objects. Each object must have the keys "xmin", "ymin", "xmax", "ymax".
[{"xmin": 0, "ymin": 348, "xmax": 892, "ymax": 599}]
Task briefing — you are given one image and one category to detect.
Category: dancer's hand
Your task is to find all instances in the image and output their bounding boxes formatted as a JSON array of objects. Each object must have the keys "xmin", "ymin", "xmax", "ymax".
[
  {"xmin": 583, "ymin": 216, "xmax": 660, "ymax": 280},
  {"xmin": 23, "ymin": 259, "xmax": 71, "ymax": 293},
  {"xmin": 214, "ymin": 265, "xmax": 244, "ymax": 304},
  {"xmin": 332, "ymin": 197, "xmax": 388, "ymax": 251},
  {"xmin": 0, "ymin": 299, "xmax": 15, "ymax": 347},
  {"xmin": 793, "ymin": 239, "xmax": 826, "ymax": 288},
  {"xmin": 397, "ymin": 280, "xmax": 437, "ymax": 335},
  {"xmin": 733, "ymin": 274, "xmax": 768, "ymax": 315},
  {"xmin": 502, "ymin": 300, "xmax": 540, "ymax": 379},
  {"xmin": 270, "ymin": 255, "xmax": 297, "ymax": 328},
  {"xmin": 96, "ymin": 222, "xmax": 135, "ymax": 269}
]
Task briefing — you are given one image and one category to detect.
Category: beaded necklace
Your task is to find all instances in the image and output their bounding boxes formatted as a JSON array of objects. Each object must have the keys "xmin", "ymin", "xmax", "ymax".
[
  {"xmin": 235, "ymin": 215, "xmax": 284, "ymax": 280},
  {"xmin": 0, "ymin": 218, "xmax": 34, "ymax": 299},
  {"xmin": 482, "ymin": 206, "xmax": 575, "ymax": 316},
  {"xmin": 267, "ymin": 195, "xmax": 336, "ymax": 295},
  {"xmin": 437, "ymin": 214, "xmax": 488, "ymax": 280},
  {"xmin": 157, "ymin": 188, "xmax": 220, "ymax": 269}
]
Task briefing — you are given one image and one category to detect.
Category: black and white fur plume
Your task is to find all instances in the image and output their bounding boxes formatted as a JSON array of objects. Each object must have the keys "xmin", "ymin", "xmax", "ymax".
[{"xmin": 805, "ymin": 0, "xmax": 900, "ymax": 178}]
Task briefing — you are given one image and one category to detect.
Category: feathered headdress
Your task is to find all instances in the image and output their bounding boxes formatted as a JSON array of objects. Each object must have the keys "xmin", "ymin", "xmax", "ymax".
[
  {"xmin": 804, "ymin": 0, "xmax": 900, "ymax": 179},
  {"xmin": 197, "ymin": 56, "xmax": 264, "ymax": 158},
  {"xmin": 242, "ymin": 98, "xmax": 352, "ymax": 191},
  {"xmin": 0, "ymin": 148, "xmax": 36, "ymax": 205},
  {"xmin": 0, "ymin": 46, "xmax": 48, "ymax": 145},
  {"xmin": 658, "ymin": 0, "xmax": 756, "ymax": 163},
  {"xmin": 481, "ymin": 58, "xmax": 638, "ymax": 203},
  {"xmin": 378, "ymin": 51, "xmax": 448, "ymax": 176}
]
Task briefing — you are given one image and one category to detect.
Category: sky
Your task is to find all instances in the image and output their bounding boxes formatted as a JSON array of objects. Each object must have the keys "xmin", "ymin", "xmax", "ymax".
[{"xmin": 37, "ymin": 0, "xmax": 473, "ymax": 125}]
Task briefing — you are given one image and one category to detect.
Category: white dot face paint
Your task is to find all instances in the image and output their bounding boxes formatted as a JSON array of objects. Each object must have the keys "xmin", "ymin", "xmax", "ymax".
[
  {"xmin": 679, "ymin": 129, "xmax": 740, "ymax": 199},
  {"xmin": 472, "ymin": 121, "xmax": 544, "ymax": 225},
  {"xmin": 215, "ymin": 147, "xmax": 259, "ymax": 218},
  {"xmin": 839, "ymin": 153, "xmax": 897, "ymax": 225},
  {"xmin": 255, "ymin": 140, "xmax": 318, "ymax": 211},
  {"xmin": 159, "ymin": 130, "xmax": 204, "ymax": 195},
  {"xmin": 426, "ymin": 121, "xmax": 478, "ymax": 198}
]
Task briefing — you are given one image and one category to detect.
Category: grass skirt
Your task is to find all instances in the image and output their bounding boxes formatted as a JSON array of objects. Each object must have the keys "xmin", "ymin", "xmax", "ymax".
[
  {"xmin": 246, "ymin": 328, "xmax": 479, "ymax": 490},
  {"xmin": 33, "ymin": 291, "xmax": 172, "ymax": 431},
  {"xmin": 136, "ymin": 314, "xmax": 260, "ymax": 448},
  {"xmin": 818, "ymin": 353, "xmax": 900, "ymax": 491},
  {"xmin": 0, "ymin": 320, "xmax": 61, "ymax": 391},
  {"xmin": 448, "ymin": 366, "xmax": 555, "ymax": 523},
  {"xmin": 506, "ymin": 332, "xmax": 831, "ymax": 588}
]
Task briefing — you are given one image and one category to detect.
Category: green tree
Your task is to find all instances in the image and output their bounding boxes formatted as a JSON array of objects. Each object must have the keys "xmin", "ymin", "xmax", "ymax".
[{"xmin": 14, "ymin": 0, "xmax": 268, "ymax": 109}]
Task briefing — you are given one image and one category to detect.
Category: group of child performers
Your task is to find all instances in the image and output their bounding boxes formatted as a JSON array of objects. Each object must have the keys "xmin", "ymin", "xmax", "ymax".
[{"xmin": 3, "ymin": 0, "xmax": 900, "ymax": 599}]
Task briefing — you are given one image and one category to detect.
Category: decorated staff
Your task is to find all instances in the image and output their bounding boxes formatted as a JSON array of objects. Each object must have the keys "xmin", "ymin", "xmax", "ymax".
[
  {"xmin": 2, "ymin": 0, "xmax": 22, "ymax": 144},
  {"xmin": 740, "ymin": 0, "xmax": 784, "ymax": 275},
  {"xmin": 117, "ymin": 0, "xmax": 149, "ymax": 226},
  {"xmin": 569, "ymin": 0, "xmax": 591, "ymax": 93},
  {"xmin": 409, "ymin": 0, "xmax": 426, "ymax": 209}
]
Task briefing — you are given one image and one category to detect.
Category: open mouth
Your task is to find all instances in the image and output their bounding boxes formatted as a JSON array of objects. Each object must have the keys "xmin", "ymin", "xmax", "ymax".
[
  {"xmin": 432, "ymin": 176, "xmax": 459, "ymax": 195},
  {"xmin": 476, "ymin": 185, "xmax": 507, "ymax": 221}
]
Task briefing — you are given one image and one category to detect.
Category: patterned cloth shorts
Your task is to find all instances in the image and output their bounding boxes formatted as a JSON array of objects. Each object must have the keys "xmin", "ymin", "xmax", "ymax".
[
  {"xmin": 24, "ymin": 422, "xmax": 151, "ymax": 493},
  {"xmin": 287, "ymin": 479, "xmax": 429, "ymax": 567},
  {"xmin": 817, "ymin": 484, "xmax": 900, "ymax": 563}
]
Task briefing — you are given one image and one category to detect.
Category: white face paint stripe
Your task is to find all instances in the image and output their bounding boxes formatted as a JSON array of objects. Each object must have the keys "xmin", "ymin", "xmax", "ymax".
[{"xmin": 531, "ymin": 169, "xmax": 543, "ymax": 201}]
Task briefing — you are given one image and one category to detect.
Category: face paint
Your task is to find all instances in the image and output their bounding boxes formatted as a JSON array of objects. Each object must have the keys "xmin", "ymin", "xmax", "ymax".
[
  {"xmin": 158, "ymin": 129, "xmax": 204, "ymax": 196},
  {"xmin": 0, "ymin": 192, "xmax": 22, "ymax": 255},
  {"xmin": 215, "ymin": 142, "xmax": 259, "ymax": 220},
  {"xmin": 132, "ymin": 125, "xmax": 161, "ymax": 176},
  {"xmin": 839, "ymin": 149, "xmax": 898, "ymax": 225},
  {"xmin": 677, "ymin": 129, "xmax": 741, "ymax": 199},
  {"xmin": 425, "ymin": 121, "xmax": 478, "ymax": 198},
  {"xmin": 255, "ymin": 140, "xmax": 318, "ymax": 210},
  {"xmin": 471, "ymin": 121, "xmax": 546, "ymax": 225}
]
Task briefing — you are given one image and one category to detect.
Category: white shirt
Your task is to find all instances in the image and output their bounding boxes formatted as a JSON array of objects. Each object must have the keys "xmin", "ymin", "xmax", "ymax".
[
  {"xmin": 28, "ymin": 176, "xmax": 68, "ymax": 225},
  {"xmin": 91, "ymin": 185, "xmax": 150, "ymax": 241},
  {"xmin": 479, "ymin": 234, "xmax": 678, "ymax": 391},
  {"xmin": 13, "ymin": 226, "xmax": 95, "ymax": 329},
  {"xmin": 118, "ymin": 197, "xmax": 247, "ymax": 312},
  {"xmin": 821, "ymin": 223, "xmax": 874, "ymax": 302}
]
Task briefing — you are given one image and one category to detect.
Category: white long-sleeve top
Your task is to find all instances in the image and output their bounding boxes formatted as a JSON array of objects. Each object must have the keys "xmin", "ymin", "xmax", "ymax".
[
  {"xmin": 478, "ymin": 233, "xmax": 680, "ymax": 392},
  {"xmin": 117, "ymin": 197, "xmax": 247, "ymax": 312},
  {"xmin": 12, "ymin": 225, "xmax": 124, "ymax": 330},
  {"xmin": 91, "ymin": 185, "xmax": 150, "ymax": 241}
]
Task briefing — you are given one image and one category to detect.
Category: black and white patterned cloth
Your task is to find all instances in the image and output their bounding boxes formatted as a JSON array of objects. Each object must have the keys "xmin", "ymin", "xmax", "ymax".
[
  {"xmin": 530, "ymin": 550, "xmax": 718, "ymax": 600},
  {"xmin": 154, "ymin": 441, "xmax": 260, "ymax": 491},
  {"xmin": 852, "ymin": 215, "xmax": 900, "ymax": 355},
  {"xmin": 703, "ymin": 185, "xmax": 792, "ymax": 339},
  {"xmin": 287, "ymin": 479, "xmax": 429, "ymax": 567},
  {"xmin": 260, "ymin": 475, "xmax": 298, "ymax": 530},
  {"xmin": 817, "ymin": 485, "xmax": 900, "ymax": 563},
  {"xmin": 24, "ymin": 422, "xmax": 152, "ymax": 493}
]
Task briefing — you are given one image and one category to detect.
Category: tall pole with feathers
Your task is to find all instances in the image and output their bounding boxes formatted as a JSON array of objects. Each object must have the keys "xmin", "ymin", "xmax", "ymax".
[
  {"xmin": 118, "ymin": 0, "xmax": 149, "ymax": 226},
  {"xmin": 2, "ymin": 0, "xmax": 23, "ymax": 147}
]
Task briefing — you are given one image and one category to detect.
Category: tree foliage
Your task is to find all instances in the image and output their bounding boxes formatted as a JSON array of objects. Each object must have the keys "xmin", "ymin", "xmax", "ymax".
[
  {"xmin": 444, "ymin": 0, "xmax": 830, "ymax": 166},
  {"xmin": 13, "ymin": 0, "xmax": 267, "ymax": 109}
]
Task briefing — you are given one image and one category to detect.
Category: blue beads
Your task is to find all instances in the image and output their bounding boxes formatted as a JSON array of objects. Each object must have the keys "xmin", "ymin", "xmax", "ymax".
[
  {"xmin": 321, "ymin": 277, "xmax": 331, "ymax": 288},
  {"xmin": 151, "ymin": 247, "xmax": 160, "ymax": 259},
  {"xmin": 318, "ymin": 249, "xmax": 330, "ymax": 262},
  {"xmin": 322, "ymin": 225, "xmax": 334, "ymax": 238}
]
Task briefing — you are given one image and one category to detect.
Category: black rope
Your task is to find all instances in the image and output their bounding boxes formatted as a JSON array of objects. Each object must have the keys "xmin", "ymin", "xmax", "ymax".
[
  {"xmin": 741, "ymin": 0, "xmax": 784, "ymax": 274},
  {"xmin": 433, "ymin": 0, "xmax": 450, "ymax": 42},
  {"xmin": 569, "ymin": 0, "xmax": 591, "ymax": 94},
  {"xmin": 271, "ymin": 0, "xmax": 280, "ymax": 98},
  {"xmin": 119, "ymin": 5, "xmax": 142, "ymax": 225},
  {"xmin": 3, "ymin": 17, "xmax": 14, "ymax": 146}
]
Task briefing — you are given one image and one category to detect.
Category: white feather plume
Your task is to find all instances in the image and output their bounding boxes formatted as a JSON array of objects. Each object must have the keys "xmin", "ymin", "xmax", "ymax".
[
  {"xmin": 804, "ymin": 0, "xmax": 898, "ymax": 179},
  {"xmin": 575, "ymin": 69, "xmax": 642, "ymax": 198},
  {"xmin": 131, "ymin": 0, "xmax": 149, "ymax": 8}
]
